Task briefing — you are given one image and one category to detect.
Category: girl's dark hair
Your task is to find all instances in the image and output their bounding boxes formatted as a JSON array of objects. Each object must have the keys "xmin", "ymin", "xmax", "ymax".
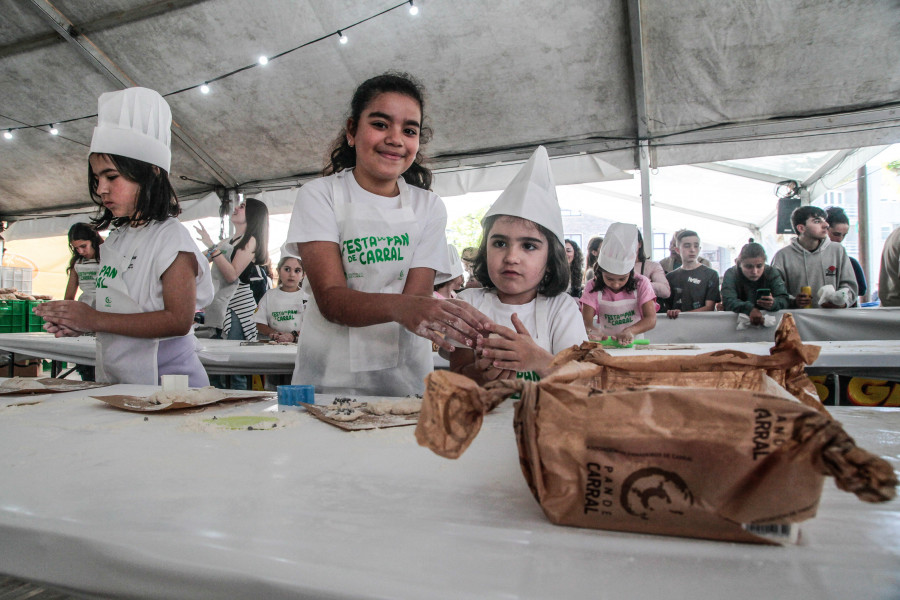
[
  {"xmin": 825, "ymin": 206, "xmax": 850, "ymax": 227},
  {"xmin": 325, "ymin": 71, "xmax": 433, "ymax": 190},
  {"xmin": 88, "ymin": 153, "xmax": 179, "ymax": 230},
  {"xmin": 472, "ymin": 215, "xmax": 570, "ymax": 297},
  {"xmin": 592, "ymin": 267, "xmax": 637, "ymax": 294},
  {"xmin": 236, "ymin": 197, "xmax": 272, "ymax": 278},
  {"xmin": 636, "ymin": 230, "xmax": 647, "ymax": 262},
  {"xmin": 585, "ymin": 236, "xmax": 603, "ymax": 273},
  {"xmin": 66, "ymin": 222, "xmax": 103, "ymax": 274},
  {"xmin": 737, "ymin": 241, "xmax": 767, "ymax": 264},
  {"xmin": 565, "ymin": 239, "xmax": 584, "ymax": 296}
]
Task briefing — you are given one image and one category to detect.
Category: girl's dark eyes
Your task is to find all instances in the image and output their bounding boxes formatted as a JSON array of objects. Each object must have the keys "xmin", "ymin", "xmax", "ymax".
[{"xmin": 404, "ymin": 128, "xmax": 419, "ymax": 137}]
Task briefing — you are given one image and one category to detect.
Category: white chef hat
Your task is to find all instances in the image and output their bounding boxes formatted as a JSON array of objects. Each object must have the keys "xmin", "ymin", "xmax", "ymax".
[
  {"xmin": 435, "ymin": 244, "xmax": 464, "ymax": 285},
  {"xmin": 90, "ymin": 87, "xmax": 172, "ymax": 172},
  {"xmin": 483, "ymin": 146, "xmax": 565, "ymax": 245},
  {"xmin": 599, "ymin": 223, "xmax": 638, "ymax": 275}
]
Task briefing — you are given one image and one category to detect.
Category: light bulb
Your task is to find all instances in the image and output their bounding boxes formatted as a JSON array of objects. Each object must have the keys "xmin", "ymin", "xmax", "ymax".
[
  {"xmin": 338, "ymin": 31, "xmax": 348, "ymax": 44},
  {"xmin": 49, "ymin": 125, "xmax": 59, "ymax": 135},
  {"xmin": 3, "ymin": 130, "xmax": 12, "ymax": 140},
  {"xmin": 200, "ymin": 83, "xmax": 210, "ymax": 94},
  {"xmin": 409, "ymin": 1, "xmax": 419, "ymax": 15},
  {"xmin": 258, "ymin": 55, "xmax": 268, "ymax": 66}
]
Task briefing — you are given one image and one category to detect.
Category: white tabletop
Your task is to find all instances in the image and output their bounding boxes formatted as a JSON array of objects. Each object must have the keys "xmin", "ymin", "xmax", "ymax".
[
  {"xmin": 0, "ymin": 384, "xmax": 898, "ymax": 600},
  {"xmin": 0, "ymin": 334, "xmax": 450, "ymax": 375}
]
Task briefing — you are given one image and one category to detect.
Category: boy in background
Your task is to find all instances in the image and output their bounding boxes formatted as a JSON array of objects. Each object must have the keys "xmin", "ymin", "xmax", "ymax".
[
  {"xmin": 771, "ymin": 206, "xmax": 857, "ymax": 308},
  {"xmin": 665, "ymin": 230, "xmax": 720, "ymax": 319}
]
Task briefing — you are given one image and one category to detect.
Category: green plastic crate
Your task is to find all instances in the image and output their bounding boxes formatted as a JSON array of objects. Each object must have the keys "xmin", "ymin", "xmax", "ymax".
[
  {"xmin": 0, "ymin": 301, "xmax": 12, "ymax": 334},
  {"xmin": 0, "ymin": 299, "xmax": 29, "ymax": 333},
  {"xmin": 27, "ymin": 300, "xmax": 47, "ymax": 332}
]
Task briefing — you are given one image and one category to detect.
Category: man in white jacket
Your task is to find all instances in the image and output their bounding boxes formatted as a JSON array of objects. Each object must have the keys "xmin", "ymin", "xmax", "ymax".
[{"xmin": 771, "ymin": 205, "xmax": 857, "ymax": 309}]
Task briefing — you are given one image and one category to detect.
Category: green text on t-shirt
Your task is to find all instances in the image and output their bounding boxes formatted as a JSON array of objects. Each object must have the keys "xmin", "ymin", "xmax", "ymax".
[
  {"xmin": 604, "ymin": 310, "xmax": 635, "ymax": 327},
  {"xmin": 343, "ymin": 234, "xmax": 409, "ymax": 265}
]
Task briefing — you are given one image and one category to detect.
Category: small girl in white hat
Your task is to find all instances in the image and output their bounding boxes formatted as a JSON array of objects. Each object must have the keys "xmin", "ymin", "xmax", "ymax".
[
  {"xmin": 580, "ymin": 223, "xmax": 658, "ymax": 344},
  {"xmin": 36, "ymin": 87, "xmax": 214, "ymax": 386},
  {"xmin": 452, "ymin": 147, "xmax": 587, "ymax": 384}
]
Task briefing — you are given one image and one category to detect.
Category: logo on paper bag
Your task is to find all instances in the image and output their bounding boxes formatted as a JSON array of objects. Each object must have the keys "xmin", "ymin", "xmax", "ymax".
[{"xmin": 620, "ymin": 467, "xmax": 694, "ymax": 520}]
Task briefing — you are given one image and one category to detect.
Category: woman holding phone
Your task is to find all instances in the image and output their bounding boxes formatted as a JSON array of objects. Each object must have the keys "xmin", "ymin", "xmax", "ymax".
[{"xmin": 721, "ymin": 241, "xmax": 790, "ymax": 325}]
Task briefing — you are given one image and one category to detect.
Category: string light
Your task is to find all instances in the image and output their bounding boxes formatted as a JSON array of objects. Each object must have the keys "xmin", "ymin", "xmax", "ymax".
[{"xmin": 2, "ymin": 1, "xmax": 420, "ymax": 130}]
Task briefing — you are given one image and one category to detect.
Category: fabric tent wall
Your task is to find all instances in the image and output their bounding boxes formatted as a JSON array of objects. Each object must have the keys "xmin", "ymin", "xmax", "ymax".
[{"xmin": 0, "ymin": 0, "xmax": 898, "ymax": 228}]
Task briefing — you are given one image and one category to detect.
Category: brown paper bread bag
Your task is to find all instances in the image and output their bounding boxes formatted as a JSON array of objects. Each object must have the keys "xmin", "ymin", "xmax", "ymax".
[{"xmin": 415, "ymin": 315, "xmax": 896, "ymax": 544}]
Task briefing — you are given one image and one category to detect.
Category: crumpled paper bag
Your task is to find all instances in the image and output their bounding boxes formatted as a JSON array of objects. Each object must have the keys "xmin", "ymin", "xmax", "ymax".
[{"xmin": 415, "ymin": 314, "xmax": 897, "ymax": 544}]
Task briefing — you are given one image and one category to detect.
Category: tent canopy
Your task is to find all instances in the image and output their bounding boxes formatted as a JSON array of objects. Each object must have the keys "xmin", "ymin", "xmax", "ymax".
[{"xmin": 1, "ymin": 0, "xmax": 899, "ymax": 238}]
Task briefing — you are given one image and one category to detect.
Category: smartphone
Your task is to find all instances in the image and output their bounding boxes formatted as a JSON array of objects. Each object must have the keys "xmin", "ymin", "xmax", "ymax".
[{"xmin": 756, "ymin": 288, "xmax": 771, "ymax": 299}]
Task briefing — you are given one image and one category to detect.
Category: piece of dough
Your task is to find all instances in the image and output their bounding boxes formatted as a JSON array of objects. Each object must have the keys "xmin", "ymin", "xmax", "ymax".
[
  {"xmin": 146, "ymin": 386, "xmax": 228, "ymax": 405},
  {"xmin": 328, "ymin": 408, "xmax": 362, "ymax": 422},
  {"xmin": 0, "ymin": 377, "xmax": 47, "ymax": 390}
]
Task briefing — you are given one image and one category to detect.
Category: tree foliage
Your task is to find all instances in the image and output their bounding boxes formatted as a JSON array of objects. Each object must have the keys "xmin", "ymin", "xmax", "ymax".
[{"xmin": 446, "ymin": 206, "xmax": 487, "ymax": 253}]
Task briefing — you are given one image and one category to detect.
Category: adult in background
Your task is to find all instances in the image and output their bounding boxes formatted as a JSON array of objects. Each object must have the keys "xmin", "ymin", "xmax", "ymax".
[
  {"xmin": 879, "ymin": 226, "xmax": 900, "ymax": 307},
  {"xmin": 565, "ymin": 238, "xmax": 584, "ymax": 299},
  {"xmin": 583, "ymin": 236, "xmax": 603, "ymax": 283},
  {"xmin": 195, "ymin": 197, "xmax": 271, "ymax": 342},
  {"xmin": 634, "ymin": 230, "xmax": 670, "ymax": 300},
  {"xmin": 64, "ymin": 223, "xmax": 103, "ymax": 307},
  {"xmin": 64, "ymin": 222, "xmax": 104, "ymax": 381},
  {"xmin": 825, "ymin": 206, "xmax": 867, "ymax": 304}
]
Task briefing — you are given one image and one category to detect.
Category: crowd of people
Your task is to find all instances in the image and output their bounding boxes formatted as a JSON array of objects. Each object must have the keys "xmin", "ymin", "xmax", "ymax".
[{"xmin": 36, "ymin": 73, "xmax": 900, "ymax": 397}]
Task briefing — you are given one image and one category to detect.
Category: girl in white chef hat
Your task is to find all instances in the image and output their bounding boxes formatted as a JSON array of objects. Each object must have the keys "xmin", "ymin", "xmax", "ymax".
[
  {"xmin": 451, "ymin": 146, "xmax": 587, "ymax": 385},
  {"xmin": 36, "ymin": 87, "xmax": 214, "ymax": 386},
  {"xmin": 580, "ymin": 223, "xmax": 658, "ymax": 345}
]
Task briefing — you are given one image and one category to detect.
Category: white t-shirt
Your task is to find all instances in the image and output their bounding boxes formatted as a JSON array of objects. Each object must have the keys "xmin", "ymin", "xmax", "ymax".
[
  {"xmin": 285, "ymin": 172, "xmax": 451, "ymax": 276},
  {"xmin": 100, "ymin": 218, "xmax": 213, "ymax": 313},
  {"xmin": 456, "ymin": 288, "xmax": 587, "ymax": 354},
  {"xmin": 74, "ymin": 258, "xmax": 99, "ymax": 307},
  {"xmin": 253, "ymin": 287, "xmax": 309, "ymax": 333}
]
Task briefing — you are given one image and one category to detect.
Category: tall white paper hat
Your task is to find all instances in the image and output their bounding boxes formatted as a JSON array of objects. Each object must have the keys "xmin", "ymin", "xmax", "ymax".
[
  {"xmin": 599, "ymin": 223, "xmax": 638, "ymax": 275},
  {"xmin": 435, "ymin": 244, "xmax": 464, "ymax": 285},
  {"xmin": 90, "ymin": 87, "xmax": 172, "ymax": 172},
  {"xmin": 483, "ymin": 146, "xmax": 565, "ymax": 244}
]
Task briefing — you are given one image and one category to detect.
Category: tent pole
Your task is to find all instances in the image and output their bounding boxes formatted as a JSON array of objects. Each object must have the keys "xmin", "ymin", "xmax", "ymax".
[
  {"xmin": 857, "ymin": 165, "xmax": 869, "ymax": 302},
  {"xmin": 627, "ymin": 0, "xmax": 653, "ymax": 250},
  {"xmin": 638, "ymin": 141, "xmax": 652, "ymax": 252}
]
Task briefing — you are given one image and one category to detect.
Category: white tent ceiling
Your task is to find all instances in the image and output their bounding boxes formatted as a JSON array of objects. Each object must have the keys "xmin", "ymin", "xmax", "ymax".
[{"xmin": 1, "ymin": 0, "xmax": 899, "ymax": 239}]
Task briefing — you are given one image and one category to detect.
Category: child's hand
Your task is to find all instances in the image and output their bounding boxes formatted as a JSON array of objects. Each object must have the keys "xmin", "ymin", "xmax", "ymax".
[
  {"xmin": 613, "ymin": 329, "xmax": 634, "ymax": 345},
  {"xmin": 587, "ymin": 327, "xmax": 607, "ymax": 342},
  {"xmin": 479, "ymin": 314, "xmax": 553, "ymax": 375},
  {"xmin": 194, "ymin": 223, "xmax": 214, "ymax": 248},
  {"xmin": 756, "ymin": 294, "xmax": 774, "ymax": 310},
  {"xmin": 473, "ymin": 354, "xmax": 516, "ymax": 381},
  {"xmin": 666, "ymin": 309, "xmax": 680, "ymax": 319},
  {"xmin": 795, "ymin": 293, "xmax": 812, "ymax": 308},
  {"xmin": 34, "ymin": 300, "xmax": 95, "ymax": 335}
]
